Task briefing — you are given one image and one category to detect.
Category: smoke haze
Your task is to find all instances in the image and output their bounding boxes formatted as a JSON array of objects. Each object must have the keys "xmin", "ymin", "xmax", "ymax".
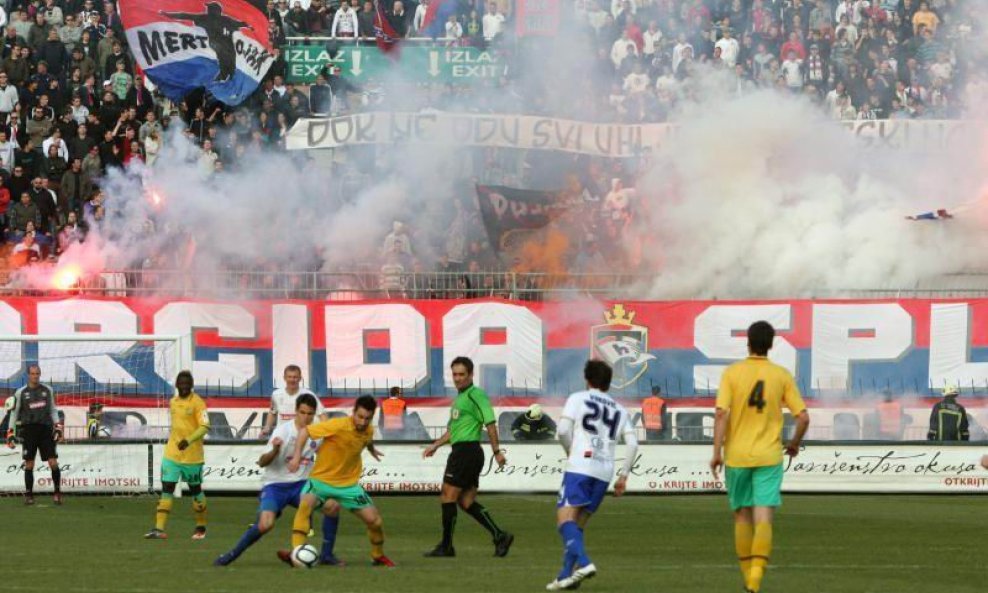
[{"xmin": 16, "ymin": 8, "xmax": 987, "ymax": 301}]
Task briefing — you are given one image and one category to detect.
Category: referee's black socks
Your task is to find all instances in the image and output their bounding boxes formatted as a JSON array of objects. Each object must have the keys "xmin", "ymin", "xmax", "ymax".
[
  {"xmin": 24, "ymin": 469, "xmax": 33, "ymax": 494},
  {"xmin": 51, "ymin": 466, "xmax": 61, "ymax": 493},
  {"xmin": 465, "ymin": 502, "xmax": 504, "ymax": 539},
  {"xmin": 441, "ymin": 502, "xmax": 457, "ymax": 549}
]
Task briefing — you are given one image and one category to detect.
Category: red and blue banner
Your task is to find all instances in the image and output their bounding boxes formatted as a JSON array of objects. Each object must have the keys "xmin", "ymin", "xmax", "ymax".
[
  {"xmin": 373, "ymin": 0, "xmax": 401, "ymax": 56},
  {"xmin": 3, "ymin": 298, "xmax": 988, "ymax": 400},
  {"xmin": 120, "ymin": 0, "xmax": 274, "ymax": 105},
  {"xmin": 422, "ymin": 0, "xmax": 458, "ymax": 39}
]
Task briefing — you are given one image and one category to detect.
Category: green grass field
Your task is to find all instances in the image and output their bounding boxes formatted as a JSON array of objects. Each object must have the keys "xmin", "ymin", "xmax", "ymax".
[{"xmin": 3, "ymin": 494, "xmax": 986, "ymax": 593}]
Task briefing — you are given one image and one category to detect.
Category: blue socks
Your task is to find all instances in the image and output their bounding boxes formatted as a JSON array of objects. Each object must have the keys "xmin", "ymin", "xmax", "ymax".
[
  {"xmin": 228, "ymin": 524, "xmax": 263, "ymax": 560},
  {"xmin": 222, "ymin": 512, "xmax": 340, "ymax": 564},
  {"xmin": 320, "ymin": 514, "xmax": 340, "ymax": 561},
  {"xmin": 558, "ymin": 521, "xmax": 590, "ymax": 580}
]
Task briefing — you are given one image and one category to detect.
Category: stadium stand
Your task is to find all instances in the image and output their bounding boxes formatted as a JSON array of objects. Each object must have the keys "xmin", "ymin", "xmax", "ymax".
[{"xmin": 0, "ymin": 0, "xmax": 979, "ymax": 295}]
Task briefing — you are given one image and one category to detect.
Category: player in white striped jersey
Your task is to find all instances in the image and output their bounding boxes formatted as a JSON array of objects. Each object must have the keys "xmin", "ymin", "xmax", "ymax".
[
  {"xmin": 261, "ymin": 364, "xmax": 327, "ymax": 438},
  {"xmin": 546, "ymin": 360, "xmax": 639, "ymax": 591}
]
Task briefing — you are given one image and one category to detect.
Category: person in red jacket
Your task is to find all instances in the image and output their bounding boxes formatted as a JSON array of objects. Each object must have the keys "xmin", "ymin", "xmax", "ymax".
[
  {"xmin": 0, "ymin": 175, "xmax": 11, "ymax": 242},
  {"xmin": 779, "ymin": 31, "xmax": 806, "ymax": 61}
]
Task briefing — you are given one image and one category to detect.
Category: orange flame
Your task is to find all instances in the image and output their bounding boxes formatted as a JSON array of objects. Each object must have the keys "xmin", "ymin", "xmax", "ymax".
[
  {"xmin": 514, "ymin": 229, "xmax": 570, "ymax": 276},
  {"xmin": 52, "ymin": 264, "xmax": 83, "ymax": 291}
]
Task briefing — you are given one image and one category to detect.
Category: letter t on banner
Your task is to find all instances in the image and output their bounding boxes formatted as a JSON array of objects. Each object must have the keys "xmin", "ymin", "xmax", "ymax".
[{"xmin": 810, "ymin": 304, "xmax": 912, "ymax": 390}]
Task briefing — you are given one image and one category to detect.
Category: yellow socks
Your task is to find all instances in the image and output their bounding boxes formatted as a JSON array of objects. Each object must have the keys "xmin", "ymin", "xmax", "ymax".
[
  {"xmin": 368, "ymin": 520, "xmax": 385, "ymax": 559},
  {"xmin": 734, "ymin": 521, "xmax": 754, "ymax": 583},
  {"xmin": 292, "ymin": 499, "xmax": 315, "ymax": 548},
  {"xmin": 155, "ymin": 495, "xmax": 173, "ymax": 531},
  {"xmin": 748, "ymin": 522, "xmax": 773, "ymax": 592},
  {"xmin": 192, "ymin": 494, "xmax": 207, "ymax": 529}
]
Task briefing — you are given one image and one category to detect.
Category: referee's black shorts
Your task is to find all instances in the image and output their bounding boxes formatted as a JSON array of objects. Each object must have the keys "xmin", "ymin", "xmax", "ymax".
[
  {"xmin": 443, "ymin": 441, "xmax": 484, "ymax": 489},
  {"xmin": 20, "ymin": 424, "xmax": 57, "ymax": 462}
]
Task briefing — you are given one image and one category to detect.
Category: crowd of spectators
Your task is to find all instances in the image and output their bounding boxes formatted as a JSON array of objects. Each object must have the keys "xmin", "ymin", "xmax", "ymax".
[
  {"xmin": 575, "ymin": 0, "xmax": 981, "ymax": 122},
  {"xmin": 269, "ymin": 0, "xmax": 511, "ymax": 46},
  {"xmin": 263, "ymin": 1, "xmax": 982, "ymax": 123},
  {"xmin": 0, "ymin": 0, "xmax": 980, "ymax": 295}
]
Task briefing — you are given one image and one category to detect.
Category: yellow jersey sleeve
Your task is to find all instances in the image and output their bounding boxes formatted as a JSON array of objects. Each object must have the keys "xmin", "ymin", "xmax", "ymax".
[
  {"xmin": 196, "ymin": 398, "xmax": 210, "ymax": 428},
  {"xmin": 715, "ymin": 366, "xmax": 735, "ymax": 410}
]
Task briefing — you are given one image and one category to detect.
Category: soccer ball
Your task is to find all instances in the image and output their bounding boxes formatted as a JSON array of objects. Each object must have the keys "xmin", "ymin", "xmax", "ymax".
[
  {"xmin": 98, "ymin": 426, "xmax": 112, "ymax": 439},
  {"xmin": 290, "ymin": 544, "xmax": 318, "ymax": 568}
]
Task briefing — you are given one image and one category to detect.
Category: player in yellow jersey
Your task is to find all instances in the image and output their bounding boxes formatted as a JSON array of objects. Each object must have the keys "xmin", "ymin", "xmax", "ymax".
[
  {"xmin": 145, "ymin": 371, "xmax": 211, "ymax": 540},
  {"xmin": 277, "ymin": 395, "xmax": 395, "ymax": 567},
  {"xmin": 710, "ymin": 321, "xmax": 810, "ymax": 593}
]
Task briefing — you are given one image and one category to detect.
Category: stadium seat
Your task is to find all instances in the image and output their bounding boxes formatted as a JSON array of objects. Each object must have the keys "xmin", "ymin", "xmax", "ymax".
[
  {"xmin": 674, "ymin": 412, "xmax": 714, "ymax": 442},
  {"xmin": 833, "ymin": 413, "xmax": 861, "ymax": 440},
  {"xmin": 379, "ymin": 412, "xmax": 430, "ymax": 441},
  {"xmin": 498, "ymin": 411, "xmax": 524, "ymax": 441}
]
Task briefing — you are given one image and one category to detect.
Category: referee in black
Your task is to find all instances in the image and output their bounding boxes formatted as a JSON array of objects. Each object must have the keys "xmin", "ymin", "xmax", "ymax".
[
  {"xmin": 423, "ymin": 356, "xmax": 514, "ymax": 558},
  {"xmin": 5, "ymin": 365, "xmax": 63, "ymax": 505}
]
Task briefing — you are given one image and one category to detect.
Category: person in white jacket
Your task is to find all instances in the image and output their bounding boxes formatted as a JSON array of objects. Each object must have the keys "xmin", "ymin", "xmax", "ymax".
[
  {"xmin": 331, "ymin": 3, "xmax": 359, "ymax": 38},
  {"xmin": 413, "ymin": 0, "xmax": 429, "ymax": 35}
]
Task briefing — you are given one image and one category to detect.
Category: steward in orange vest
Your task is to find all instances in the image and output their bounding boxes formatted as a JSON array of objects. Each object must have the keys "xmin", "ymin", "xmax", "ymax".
[
  {"xmin": 642, "ymin": 386, "xmax": 668, "ymax": 440},
  {"xmin": 380, "ymin": 387, "xmax": 408, "ymax": 434},
  {"xmin": 877, "ymin": 393, "xmax": 903, "ymax": 439}
]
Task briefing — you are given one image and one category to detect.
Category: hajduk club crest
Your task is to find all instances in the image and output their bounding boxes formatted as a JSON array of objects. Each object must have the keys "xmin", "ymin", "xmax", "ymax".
[{"xmin": 591, "ymin": 304, "xmax": 656, "ymax": 389}]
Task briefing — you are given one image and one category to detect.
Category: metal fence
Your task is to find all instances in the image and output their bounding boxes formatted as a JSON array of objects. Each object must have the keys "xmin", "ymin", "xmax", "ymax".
[
  {"xmin": 0, "ymin": 269, "xmax": 651, "ymax": 300},
  {"xmin": 10, "ymin": 268, "xmax": 988, "ymax": 300}
]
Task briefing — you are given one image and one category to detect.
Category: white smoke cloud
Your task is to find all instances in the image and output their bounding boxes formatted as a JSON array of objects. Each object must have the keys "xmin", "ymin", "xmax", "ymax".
[
  {"xmin": 7, "ymin": 121, "xmax": 474, "ymax": 295},
  {"xmin": 636, "ymin": 81, "xmax": 988, "ymax": 299}
]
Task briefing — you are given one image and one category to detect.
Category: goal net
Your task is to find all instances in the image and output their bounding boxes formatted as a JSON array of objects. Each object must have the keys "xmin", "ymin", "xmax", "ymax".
[{"xmin": 0, "ymin": 334, "xmax": 191, "ymax": 496}]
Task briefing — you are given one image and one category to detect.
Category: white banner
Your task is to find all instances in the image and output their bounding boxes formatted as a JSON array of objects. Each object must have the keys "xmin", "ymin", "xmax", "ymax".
[
  {"xmin": 288, "ymin": 114, "xmax": 972, "ymax": 155},
  {"xmin": 5, "ymin": 443, "xmax": 982, "ymax": 494},
  {"xmin": 152, "ymin": 443, "xmax": 988, "ymax": 494},
  {"xmin": 0, "ymin": 444, "xmax": 150, "ymax": 493},
  {"xmin": 287, "ymin": 113, "xmax": 674, "ymax": 157}
]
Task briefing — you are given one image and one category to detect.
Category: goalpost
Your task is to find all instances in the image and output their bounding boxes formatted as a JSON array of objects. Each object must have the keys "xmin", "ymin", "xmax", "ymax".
[{"xmin": 0, "ymin": 334, "xmax": 193, "ymax": 495}]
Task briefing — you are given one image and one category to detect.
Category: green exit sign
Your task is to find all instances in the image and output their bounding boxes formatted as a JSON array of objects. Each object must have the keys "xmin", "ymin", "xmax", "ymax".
[{"xmin": 284, "ymin": 45, "xmax": 503, "ymax": 85}]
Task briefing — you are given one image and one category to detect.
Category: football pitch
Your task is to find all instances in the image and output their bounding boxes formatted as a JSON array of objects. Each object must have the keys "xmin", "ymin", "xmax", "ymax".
[{"xmin": 3, "ymin": 494, "xmax": 985, "ymax": 593}]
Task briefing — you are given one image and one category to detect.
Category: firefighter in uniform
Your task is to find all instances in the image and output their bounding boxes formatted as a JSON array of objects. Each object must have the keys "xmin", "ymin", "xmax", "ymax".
[
  {"xmin": 510, "ymin": 404, "xmax": 557, "ymax": 441},
  {"xmin": 641, "ymin": 386, "xmax": 669, "ymax": 441},
  {"xmin": 928, "ymin": 385, "xmax": 969, "ymax": 441}
]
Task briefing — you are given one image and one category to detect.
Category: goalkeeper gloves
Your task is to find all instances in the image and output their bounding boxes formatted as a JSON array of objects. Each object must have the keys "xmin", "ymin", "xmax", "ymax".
[
  {"xmin": 5, "ymin": 429, "xmax": 15, "ymax": 448},
  {"xmin": 53, "ymin": 423, "xmax": 64, "ymax": 442}
]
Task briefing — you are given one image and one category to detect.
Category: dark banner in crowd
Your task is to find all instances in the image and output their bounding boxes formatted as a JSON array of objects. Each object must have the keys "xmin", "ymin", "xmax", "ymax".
[
  {"xmin": 288, "ymin": 114, "xmax": 971, "ymax": 156},
  {"xmin": 476, "ymin": 185, "xmax": 576, "ymax": 251}
]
